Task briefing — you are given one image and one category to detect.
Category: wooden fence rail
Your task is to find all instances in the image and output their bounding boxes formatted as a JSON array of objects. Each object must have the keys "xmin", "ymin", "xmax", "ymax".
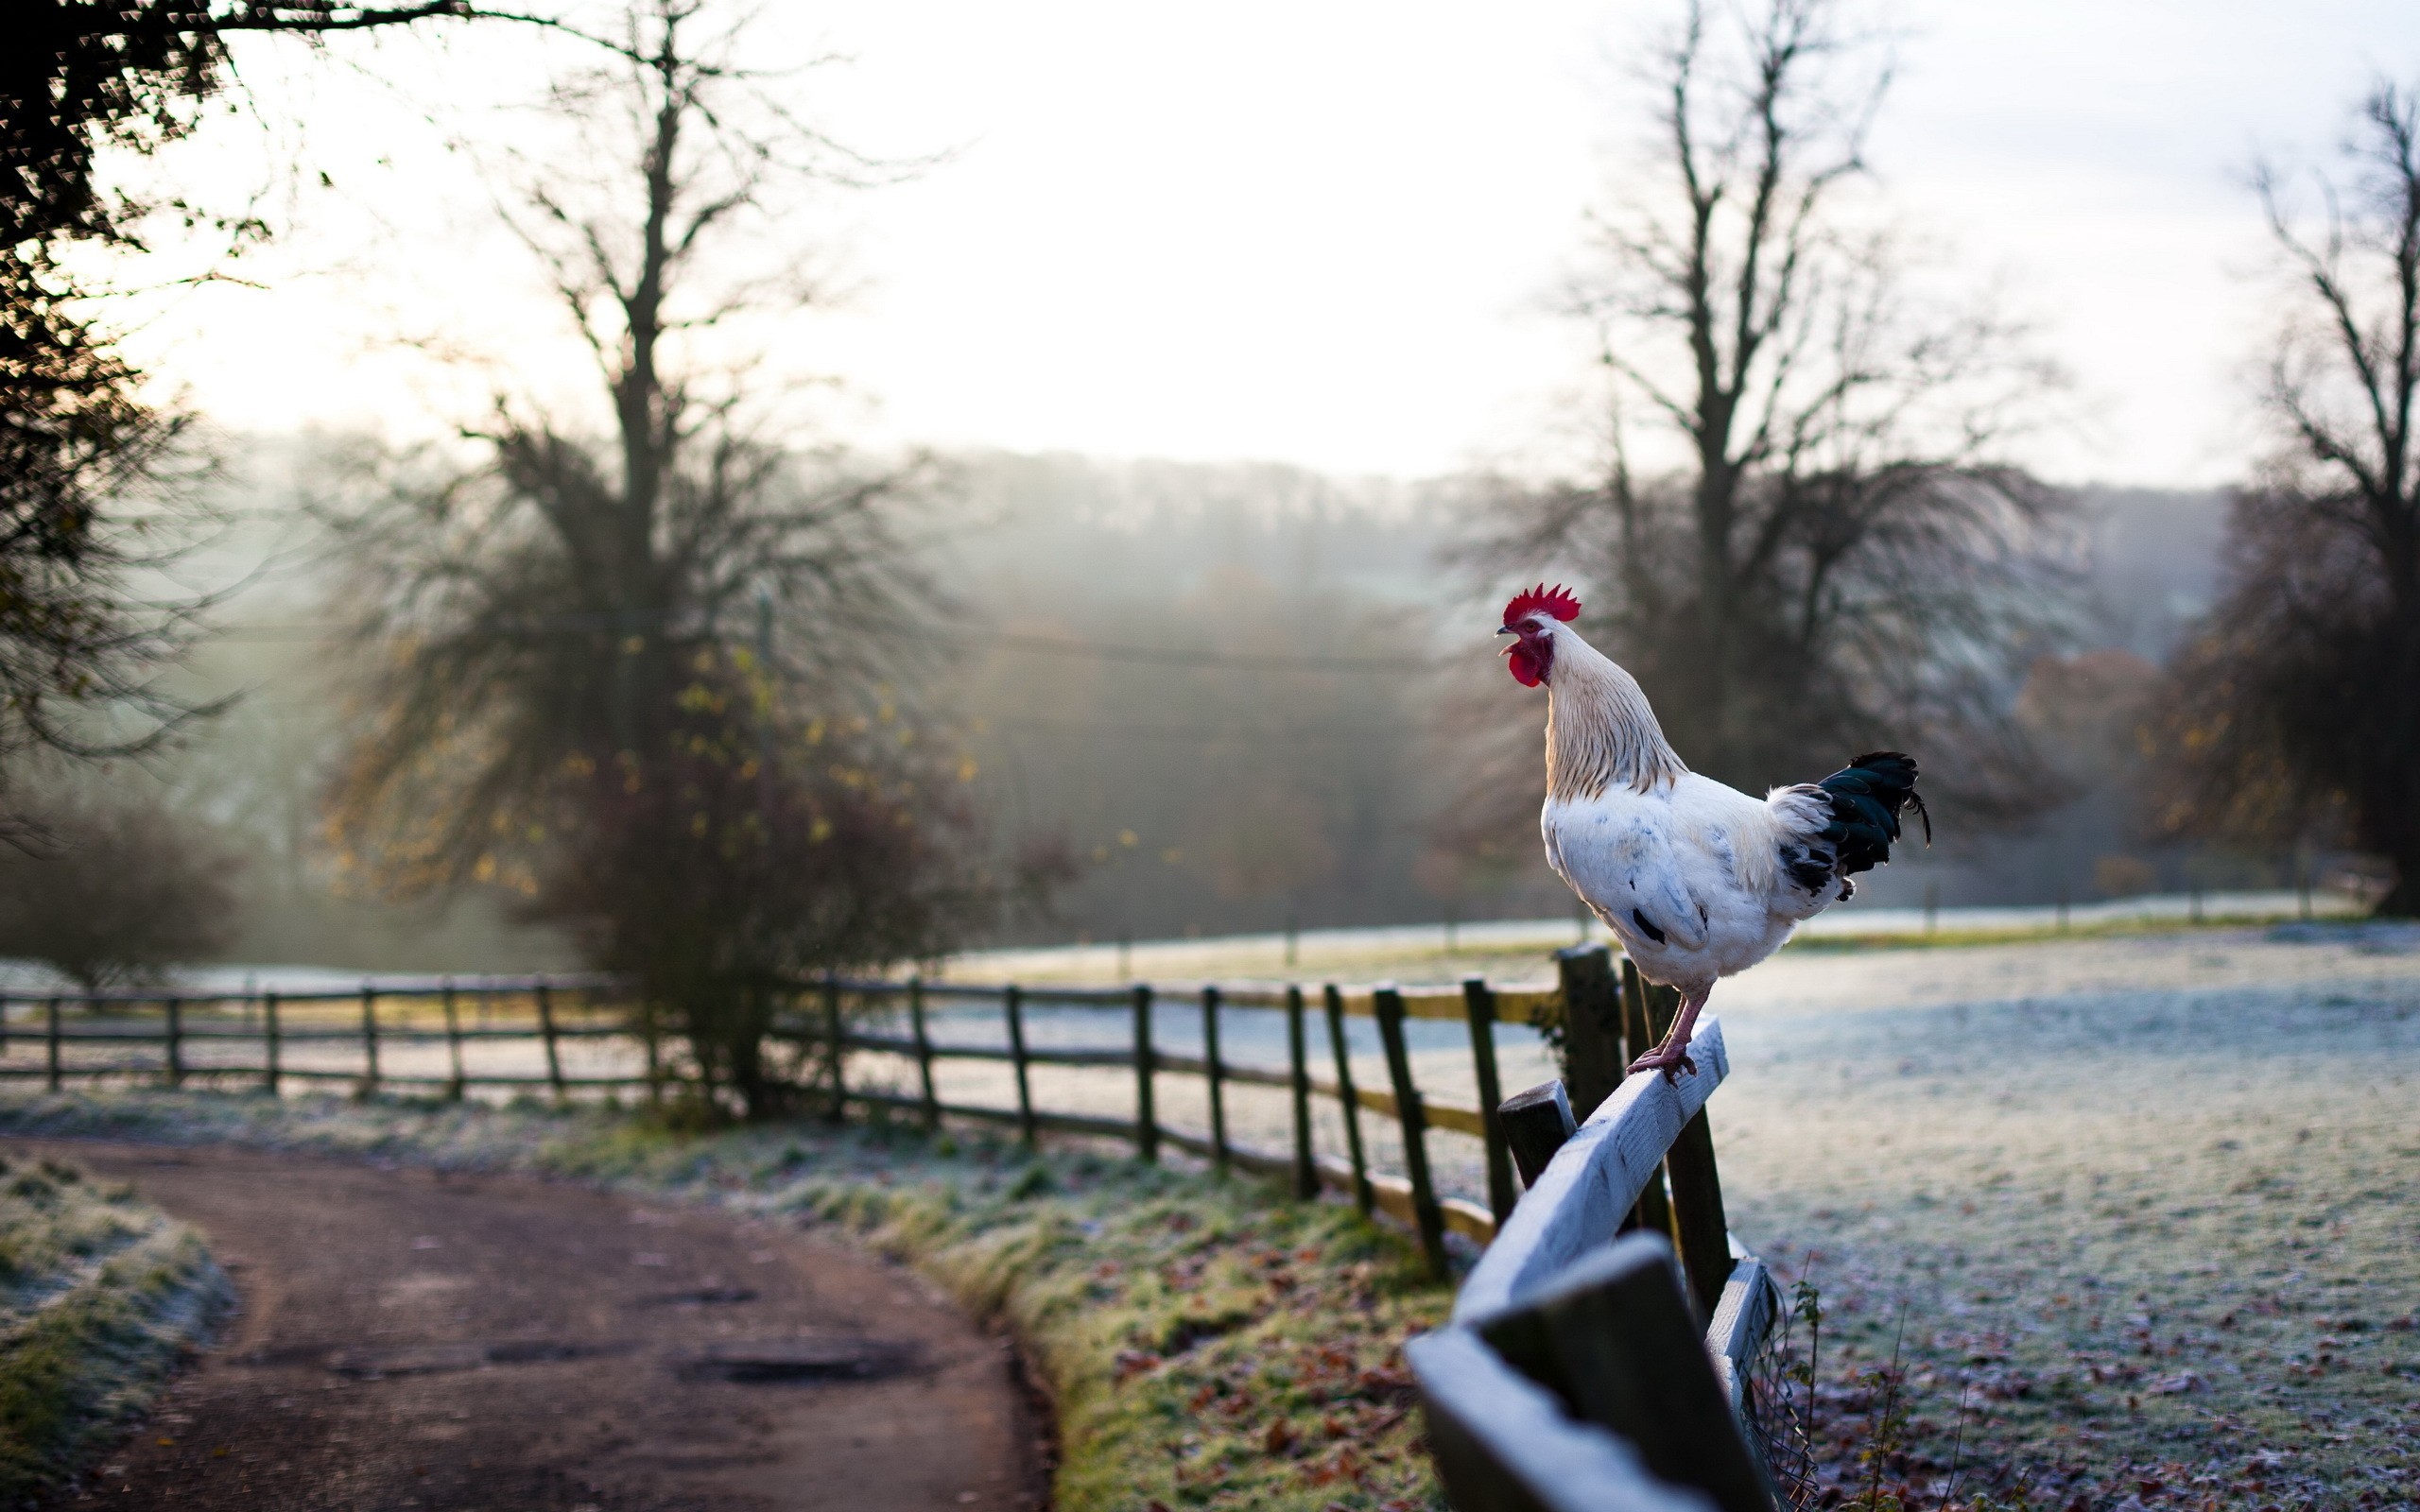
[
  {"xmin": 1407, "ymin": 949, "xmax": 1784, "ymax": 1511},
  {"xmin": 0, "ymin": 946, "xmax": 1737, "ymax": 1296}
]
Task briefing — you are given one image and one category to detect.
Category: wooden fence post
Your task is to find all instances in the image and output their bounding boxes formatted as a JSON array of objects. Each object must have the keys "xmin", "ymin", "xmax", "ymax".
[
  {"xmin": 358, "ymin": 986, "xmax": 379, "ymax": 1095},
  {"xmin": 44, "ymin": 997, "xmax": 60, "ymax": 1091},
  {"xmin": 909, "ymin": 978, "xmax": 940, "ymax": 1131},
  {"xmin": 1618, "ymin": 958, "xmax": 1677, "ymax": 1240},
  {"xmin": 1664, "ymin": 1099, "xmax": 1734, "ymax": 1324},
  {"xmin": 536, "ymin": 977, "xmax": 564, "ymax": 1101},
  {"xmin": 821, "ymin": 975, "xmax": 848, "ymax": 1123},
  {"xmin": 164, "ymin": 997, "xmax": 183, "ymax": 1089},
  {"xmin": 640, "ymin": 1004, "xmax": 663, "ymax": 1108},
  {"xmin": 1131, "ymin": 985, "xmax": 1157, "ymax": 1162},
  {"xmin": 441, "ymin": 980, "xmax": 466, "ymax": 1100},
  {"xmin": 1646, "ymin": 962, "xmax": 1733, "ymax": 1320},
  {"xmin": 1201, "ymin": 985, "xmax": 1228, "ymax": 1173},
  {"xmin": 1474, "ymin": 1234, "xmax": 1777, "ymax": 1512},
  {"xmin": 1322, "ymin": 985, "xmax": 1372, "ymax": 1216},
  {"xmin": 1003, "ymin": 984, "xmax": 1035, "ymax": 1147},
  {"xmin": 1555, "ymin": 944, "xmax": 1625, "ymax": 1121},
  {"xmin": 1374, "ymin": 986, "xmax": 1448, "ymax": 1280},
  {"xmin": 1497, "ymin": 1079, "xmax": 1578, "ymax": 1188},
  {"xmin": 1285, "ymin": 986, "xmax": 1316, "ymax": 1199},
  {"xmin": 263, "ymin": 992, "xmax": 280, "ymax": 1095},
  {"xmin": 1461, "ymin": 978, "xmax": 1517, "ymax": 1225}
]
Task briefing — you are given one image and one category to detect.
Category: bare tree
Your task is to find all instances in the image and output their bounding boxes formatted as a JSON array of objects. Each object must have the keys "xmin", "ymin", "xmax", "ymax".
[
  {"xmin": 1465, "ymin": 0, "xmax": 2070, "ymax": 837},
  {"xmin": 0, "ymin": 787, "xmax": 241, "ymax": 992},
  {"xmin": 2150, "ymin": 83, "xmax": 2420, "ymax": 914},
  {"xmin": 0, "ymin": 5, "xmax": 495, "ymax": 806},
  {"xmin": 322, "ymin": 0, "xmax": 1003, "ymax": 1114}
]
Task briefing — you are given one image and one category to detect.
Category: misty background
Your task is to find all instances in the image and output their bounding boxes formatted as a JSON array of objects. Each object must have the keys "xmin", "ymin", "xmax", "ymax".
[
  {"xmin": 17, "ymin": 0, "xmax": 2404, "ymax": 984},
  {"xmin": 107, "ymin": 441, "xmax": 2232, "ymax": 973}
]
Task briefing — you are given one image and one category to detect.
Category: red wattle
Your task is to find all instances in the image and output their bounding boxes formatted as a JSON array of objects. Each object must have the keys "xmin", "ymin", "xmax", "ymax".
[{"xmin": 1506, "ymin": 645, "xmax": 1542, "ymax": 686}]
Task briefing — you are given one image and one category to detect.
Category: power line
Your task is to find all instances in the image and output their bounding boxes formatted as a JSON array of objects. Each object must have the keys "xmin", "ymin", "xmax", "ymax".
[
  {"xmin": 931, "ymin": 627, "xmax": 1435, "ymax": 673},
  {"xmin": 984, "ymin": 713, "xmax": 1421, "ymax": 743},
  {"xmin": 209, "ymin": 616, "xmax": 1450, "ymax": 674}
]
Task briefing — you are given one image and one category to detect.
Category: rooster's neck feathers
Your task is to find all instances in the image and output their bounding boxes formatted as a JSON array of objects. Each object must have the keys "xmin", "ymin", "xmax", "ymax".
[{"xmin": 1543, "ymin": 624, "xmax": 1687, "ymax": 801}]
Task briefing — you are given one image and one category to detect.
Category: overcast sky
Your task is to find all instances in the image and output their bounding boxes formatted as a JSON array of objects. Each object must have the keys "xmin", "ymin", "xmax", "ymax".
[{"xmin": 122, "ymin": 0, "xmax": 2419, "ymax": 489}]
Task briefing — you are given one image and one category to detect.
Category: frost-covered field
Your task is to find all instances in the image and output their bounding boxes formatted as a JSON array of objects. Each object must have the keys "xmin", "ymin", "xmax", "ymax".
[
  {"xmin": 916, "ymin": 922, "xmax": 2420, "ymax": 1504},
  {"xmin": 1699, "ymin": 925, "xmax": 2420, "ymax": 1507}
]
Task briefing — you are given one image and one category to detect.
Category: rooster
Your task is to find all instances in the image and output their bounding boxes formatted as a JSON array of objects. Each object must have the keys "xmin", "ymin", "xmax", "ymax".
[{"xmin": 1498, "ymin": 584, "xmax": 1927, "ymax": 1078}]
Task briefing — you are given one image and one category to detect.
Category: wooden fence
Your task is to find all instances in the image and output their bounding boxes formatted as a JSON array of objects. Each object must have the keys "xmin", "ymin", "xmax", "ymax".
[
  {"xmin": 0, "ymin": 954, "xmax": 1688, "ymax": 1280},
  {"xmin": 3, "ymin": 945, "xmax": 1782, "ymax": 1503},
  {"xmin": 0, "ymin": 977, "xmax": 647, "ymax": 1098},
  {"xmin": 1408, "ymin": 953, "xmax": 1785, "ymax": 1511}
]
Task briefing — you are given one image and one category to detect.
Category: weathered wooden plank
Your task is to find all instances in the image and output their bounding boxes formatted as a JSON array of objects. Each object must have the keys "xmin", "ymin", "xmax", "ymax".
[
  {"xmin": 1462, "ymin": 978, "xmax": 1517, "ymax": 1225},
  {"xmin": 1315, "ymin": 1080, "xmax": 1488, "ymax": 1136},
  {"xmin": 1132, "ymin": 984, "xmax": 1157, "ymax": 1162},
  {"xmin": 1620, "ymin": 958, "xmax": 1677, "ymax": 1240},
  {"xmin": 1374, "ymin": 987, "xmax": 1448, "ymax": 1280},
  {"xmin": 1440, "ymin": 1196, "xmax": 1497, "ymax": 1245},
  {"xmin": 1154, "ymin": 1053, "xmax": 1288, "ymax": 1089},
  {"xmin": 1469, "ymin": 1234, "xmax": 1774, "ymax": 1512},
  {"xmin": 1491, "ymin": 986, "xmax": 1560, "ymax": 1023},
  {"xmin": 1201, "ymin": 985, "xmax": 1227, "ymax": 1172},
  {"xmin": 1406, "ymin": 1325, "xmax": 1712, "ymax": 1512},
  {"xmin": 441, "ymin": 983, "xmax": 467, "ymax": 1100},
  {"xmin": 535, "ymin": 979, "xmax": 564, "ymax": 1099},
  {"xmin": 1706, "ymin": 1256, "xmax": 1779, "ymax": 1420},
  {"xmin": 1322, "ymin": 985, "xmax": 1373, "ymax": 1217},
  {"xmin": 1665, "ymin": 1104, "xmax": 1733, "ymax": 1323},
  {"xmin": 909, "ymin": 980, "xmax": 940, "ymax": 1131},
  {"xmin": 1004, "ymin": 984, "xmax": 1036, "ymax": 1146},
  {"xmin": 1557, "ymin": 946, "xmax": 1625, "ymax": 1121},
  {"xmin": 1286, "ymin": 986, "xmax": 1317, "ymax": 1200},
  {"xmin": 356, "ymin": 988, "xmax": 377, "ymax": 1092},
  {"xmin": 1454, "ymin": 1017, "xmax": 1728, "ymax": 1324},
  {"xmin": 1498, "ymin": 1080, "xmax": 1578, "ymax": 1190},
  {"xmin": 130, "ymin": 1068, "xmax": 659, "ymax": 1089}
]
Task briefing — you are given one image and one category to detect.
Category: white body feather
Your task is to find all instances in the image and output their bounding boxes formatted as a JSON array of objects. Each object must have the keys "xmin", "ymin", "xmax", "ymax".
[
  {"xmin": 1522, "ymin": 614, "xmax": 1851, "ymax": 995},
  {"xmin": 1543, "ymin": 775, "xmax": 1839, "ymax": 993}
]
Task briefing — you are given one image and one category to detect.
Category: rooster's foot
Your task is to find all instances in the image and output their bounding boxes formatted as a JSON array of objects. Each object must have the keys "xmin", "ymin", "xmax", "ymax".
[{"xmin": 1626, "ymin": 1046, "xmax": 1697, "ymax": 1082}]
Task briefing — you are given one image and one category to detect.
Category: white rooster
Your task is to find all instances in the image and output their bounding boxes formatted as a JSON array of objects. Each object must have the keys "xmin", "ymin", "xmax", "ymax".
[{"xmin": 1497, "ymin": 584, "xmax": 1927, "ymax": 1078}]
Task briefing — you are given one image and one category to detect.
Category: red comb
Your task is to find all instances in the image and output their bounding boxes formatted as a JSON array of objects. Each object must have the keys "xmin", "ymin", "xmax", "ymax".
[{"xmin": 1502, "ymin": 583, "xmax": 1582, "ymax": 625}]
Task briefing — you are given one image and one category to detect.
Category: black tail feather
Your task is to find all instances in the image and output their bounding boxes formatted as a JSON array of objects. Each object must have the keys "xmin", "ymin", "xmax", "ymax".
[{"xmin": 1815, "ymin": 750, "xmax": 1927, "ymax": 875}]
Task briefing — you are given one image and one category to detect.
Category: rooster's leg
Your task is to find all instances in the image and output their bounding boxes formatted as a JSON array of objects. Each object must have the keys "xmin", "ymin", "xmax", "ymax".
[{"xmin": 1627, "ymin": 986, "xmax": 1711, "ymax": 1082}]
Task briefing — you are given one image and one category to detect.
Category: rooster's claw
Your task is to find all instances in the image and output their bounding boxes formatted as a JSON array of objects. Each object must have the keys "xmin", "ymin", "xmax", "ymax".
[{"xmin": 1625, "ymin": 1049, "xmax": 1696, "ymax": 1082}]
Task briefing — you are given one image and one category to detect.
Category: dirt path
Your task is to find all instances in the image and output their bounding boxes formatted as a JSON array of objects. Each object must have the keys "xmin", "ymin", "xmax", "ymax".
[{"xmin": 7, "ymin": 1139, "xmax": 1046, "ymax": 1512}]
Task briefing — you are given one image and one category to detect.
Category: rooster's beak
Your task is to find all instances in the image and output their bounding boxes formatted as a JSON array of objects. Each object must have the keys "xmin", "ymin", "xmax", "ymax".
[{"xmin": 1495, "ymin": 626, "xmax": 1516, "ymax": 638}]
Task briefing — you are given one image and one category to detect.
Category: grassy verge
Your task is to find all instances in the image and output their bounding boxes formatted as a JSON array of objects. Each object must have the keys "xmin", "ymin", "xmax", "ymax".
[
  {"xmin": 0, "ymin": 1149, "xmax": 228, "ymax": 1503},
  {"xmin": 0, "ymin": 1089, "xmax": 1451, "ymax": 1512}
]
